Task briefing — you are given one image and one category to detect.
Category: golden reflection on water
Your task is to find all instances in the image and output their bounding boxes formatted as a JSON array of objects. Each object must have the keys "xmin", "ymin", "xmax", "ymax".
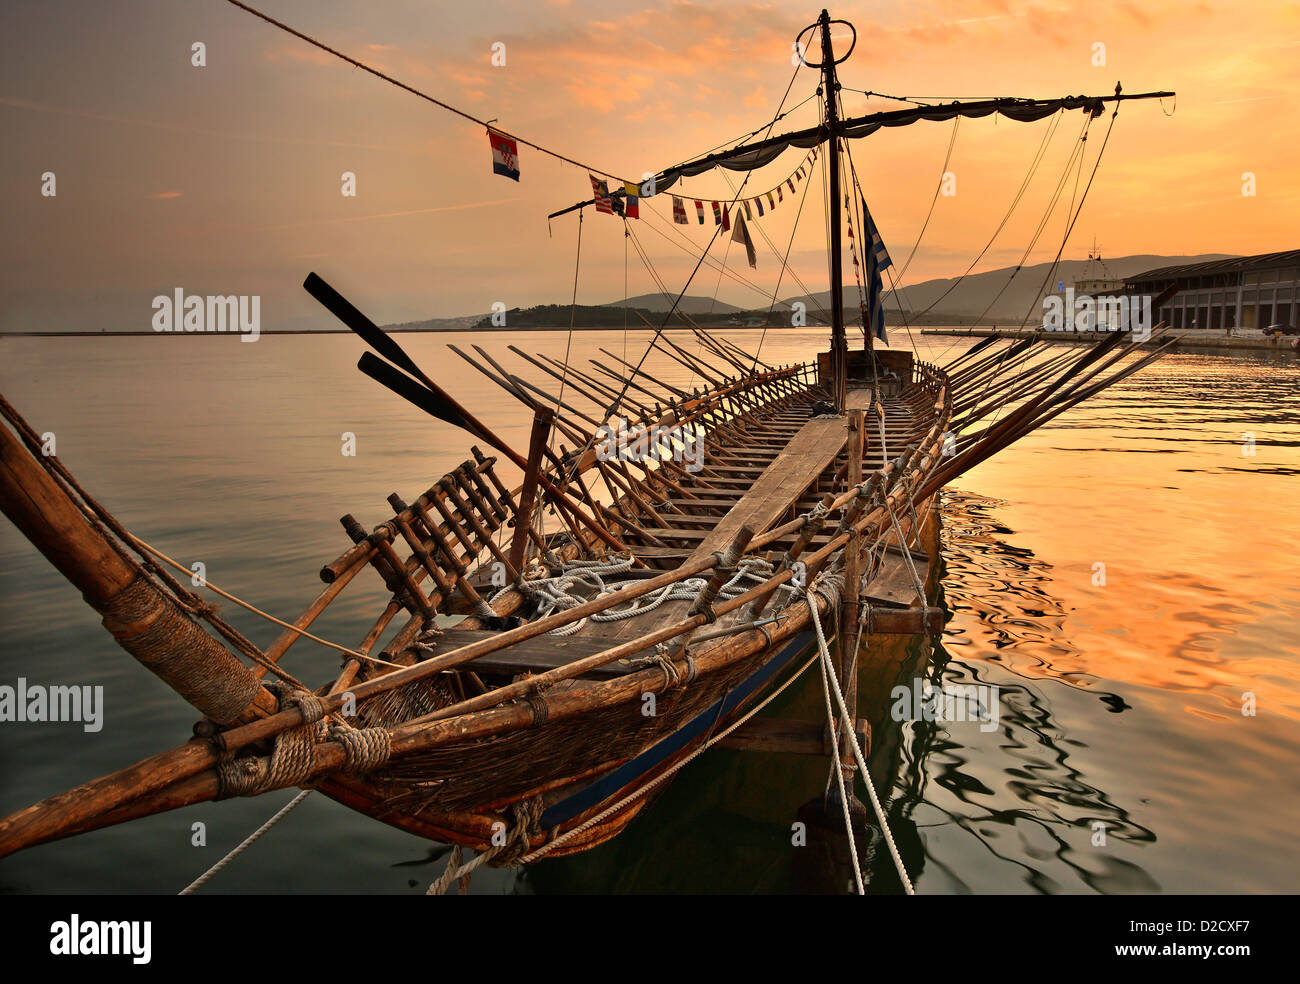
[{"xmin": 945, "ymin": 353, "xmax": 1300, "ymax": 723}]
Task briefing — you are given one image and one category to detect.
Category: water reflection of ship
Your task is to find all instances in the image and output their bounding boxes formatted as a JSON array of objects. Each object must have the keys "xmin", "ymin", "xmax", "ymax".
[
  {"xmin": 900, "ymin": 491, "xmax": 1159, "ymax": 893},
  {"xmin": 796, "ymin": 491, "xmax": 1164, "ymax": 894}
]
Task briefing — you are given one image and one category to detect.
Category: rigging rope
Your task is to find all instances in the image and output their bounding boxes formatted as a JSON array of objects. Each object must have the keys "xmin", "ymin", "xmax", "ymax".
[
  {"xmin": 894, "ymin": 114, "xmax": 961, "ymax": 284},
  {"xmin": 971, "ymin": 98, "xmax": 1126, "ymax": 443},
  {"xmin": 127, "ymin": 532, "xmax": 407, "ymax": 670},
  {"xmin": 224, "ymin": 0, "xmax": 630, "ymax": 182},
  {"xmin": 905, "ymin": 109, "xmax": 1065, "ymax": 321},
  {"xmin": 554, "ymin": 60, "xmax": 807, "ymax": 488},
  {"xmin": 960, "ymin": 97, "xmax": 1125, "ymax": 443},
  {"xmin": 536, "ymin": 207, "xmax": 589, "ymax": 548},
  {"xmin": 716, "ymin": 169, "xmax": 827, "ymax": 372}
]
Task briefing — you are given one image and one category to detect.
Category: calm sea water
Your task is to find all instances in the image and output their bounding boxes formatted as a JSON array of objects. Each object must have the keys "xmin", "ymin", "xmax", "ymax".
[{"xmin": 0, "ymin": 330, "xmax": 1296, "ymax": 894}]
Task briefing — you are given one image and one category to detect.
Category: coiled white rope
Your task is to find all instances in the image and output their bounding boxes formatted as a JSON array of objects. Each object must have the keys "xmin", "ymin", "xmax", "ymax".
[{"xmin": 498, "ymin": 554, "xmax": 775, "ymax": 636}]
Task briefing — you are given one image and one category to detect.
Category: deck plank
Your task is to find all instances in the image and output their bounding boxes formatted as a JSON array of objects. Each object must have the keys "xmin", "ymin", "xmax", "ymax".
[{"xmin": 687, "ymin": 414, "xmax": 848, "ymax": 561}]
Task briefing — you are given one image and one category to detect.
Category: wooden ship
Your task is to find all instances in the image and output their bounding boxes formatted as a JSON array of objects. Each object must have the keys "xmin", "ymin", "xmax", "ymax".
[{"xmin": 0, "ymin": 9, "xmax": 1175, "ymax": 890}]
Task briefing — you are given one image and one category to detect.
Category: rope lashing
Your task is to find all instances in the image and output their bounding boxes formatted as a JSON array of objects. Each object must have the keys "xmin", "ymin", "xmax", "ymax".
[
  {"xmin": 122, "ymin": 531, "xmax": 409, "ymax": 671},
  {"xmin": 217, "ymin": 686, "xmax": 392, "ymax": 796},
  {"xmin": 524, "ymin": 692, "xmax": 549, "ymax": 725},
  {"xmin": 265, "ymin": 717, "xmax": 321, "ymax": 789},
  {"xmin": 96, "ymin": 574, "xmax": 265, "ymax": 726},
  {"xmin": 409, "ymin": 624, "xmax": 444, "ymax": 657},
  {"xmin": 216, "ymin": 755, "xmax": 268, "ymax": 799},
  {"xmin": 645, "ymin": 651, "xmax": 682, "ymax": 689},
  {"xmin": 0, "ymin": 394, "xmax": 313, "ymax": 693},
  {"xmin": 804, "ymin": 587, "xmax": 916, "ymax": 895},
  {"xmin": 686, "ymin": 550, "xmax": 736, "ymax": 625},
  {"xmin": 331, "ymin": 725, "xmax": 392, "ymax": 773}
]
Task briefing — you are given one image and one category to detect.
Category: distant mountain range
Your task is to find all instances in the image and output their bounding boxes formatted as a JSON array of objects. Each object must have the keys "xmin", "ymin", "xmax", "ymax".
[
  {"xmin": 781, "ymin": 254, "xmax": 1237, "ymax": 325},
  {"xmin": 596, "ymin": 254, "xmax": 1239, "ymax": 326},
  {"xmin": 600, "ymin": 293, "xmax": 746, "ymax": 315},
  {"xmin": 10, "ymin": 254, "xmax": 1232, "ymax": 335},
  {"xmin": 381, "ymin": 254, "xmax": 1238, "ymax": 332}
]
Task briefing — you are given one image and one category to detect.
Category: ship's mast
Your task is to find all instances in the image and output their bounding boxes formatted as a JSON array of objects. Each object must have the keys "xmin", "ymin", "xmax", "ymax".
[{"xmin": 818, "ymin": 9, "xmax": 848, "ymax": 411}]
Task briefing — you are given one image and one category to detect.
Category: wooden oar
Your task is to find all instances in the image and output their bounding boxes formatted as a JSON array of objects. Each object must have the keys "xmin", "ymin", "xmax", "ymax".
[
  {"xmin": 305, "ymin": 273, "xmax": 495, "ymax": 447},
  {"xmin": 304, "ymin": 272, "xmax": 635, "ymax": 559},
  {"xmin": 357, "ymin": 352, "xmax": 489, "ymax": 439}
]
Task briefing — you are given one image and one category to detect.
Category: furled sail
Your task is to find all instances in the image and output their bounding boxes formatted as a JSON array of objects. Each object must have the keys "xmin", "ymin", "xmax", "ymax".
[{"xmin": 548, "ymin": 90, "xmax": 1172, "ymax": 218}]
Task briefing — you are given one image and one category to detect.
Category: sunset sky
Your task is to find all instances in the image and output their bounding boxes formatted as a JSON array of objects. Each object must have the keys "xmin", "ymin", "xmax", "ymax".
[{"xmin": 3, "ymin": 0, "xmax": 1298, "ymax": 332}]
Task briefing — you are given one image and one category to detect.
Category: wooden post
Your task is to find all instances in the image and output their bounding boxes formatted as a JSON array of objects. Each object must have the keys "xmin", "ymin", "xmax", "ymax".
[
  {"xmin": 839, "ymin": 410, "xmax": 866, "ymax": 784},
  {"xmin": 510, "ymin": 406, "xmax": 554, "ymax": 574}
]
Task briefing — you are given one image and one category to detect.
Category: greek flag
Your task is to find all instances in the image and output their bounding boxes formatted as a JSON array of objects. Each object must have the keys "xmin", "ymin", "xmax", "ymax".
[{"xmin": 862, "ymin": 198, "xmax": 891, "ymax": 343}]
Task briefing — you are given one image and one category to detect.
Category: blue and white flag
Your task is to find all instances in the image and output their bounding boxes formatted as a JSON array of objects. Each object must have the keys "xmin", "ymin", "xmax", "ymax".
[
  {"xmin": 861, "ymin": 198, "xmax": 891, "ymax": 273},
  {"xmin": 862, "ymin": 197, "xmax": 891, "ymax": 343}
]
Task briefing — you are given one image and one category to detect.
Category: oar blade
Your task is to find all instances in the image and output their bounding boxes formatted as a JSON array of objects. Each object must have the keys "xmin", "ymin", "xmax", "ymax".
[
  {"xmin": 356, "ymin": 351, "xmax": 489, "ymax": 444},
  {"xmin": 304, "ymin": 272, "xmax": 422, "ymax": 379}
]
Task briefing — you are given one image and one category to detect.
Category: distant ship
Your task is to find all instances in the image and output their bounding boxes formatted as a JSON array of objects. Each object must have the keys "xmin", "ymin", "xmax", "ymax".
[{"xmin": 1050, "ymin": 241, "xmax": 1125, "ymax": 331}]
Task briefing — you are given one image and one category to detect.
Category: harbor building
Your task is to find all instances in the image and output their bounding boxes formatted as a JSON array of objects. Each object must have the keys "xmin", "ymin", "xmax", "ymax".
[{"xmin": 1125, "ymin": 249, "xmax": 1300, "ymax": 334}]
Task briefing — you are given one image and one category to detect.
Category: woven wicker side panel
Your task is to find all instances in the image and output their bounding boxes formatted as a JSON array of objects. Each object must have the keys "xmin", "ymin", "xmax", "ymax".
[{"xmin": 363, "ymin": 651, "xmax": 769, "ymax": 816}]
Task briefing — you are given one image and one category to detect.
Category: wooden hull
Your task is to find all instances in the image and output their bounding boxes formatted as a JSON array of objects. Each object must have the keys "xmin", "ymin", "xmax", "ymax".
[
  {"xmin": 317, "ymin": 494, "xmax": 943, "ymax": 860},
  {"xmin": 300, "ymin": 358, "xmax": 950, "ymax": 864}
]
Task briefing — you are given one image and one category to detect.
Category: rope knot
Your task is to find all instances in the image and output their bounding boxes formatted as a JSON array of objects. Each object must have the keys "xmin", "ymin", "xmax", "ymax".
[
  {"xmin": 330, "ymin": 725, "xmax": 392, "ymax": 774},
  {"xmin": 269, "ymin": 682, "xmax": 327, "ymax": 725},
  {"xmin": 217, "ymin": 755, "xmax": 267, "ymax": 799}
]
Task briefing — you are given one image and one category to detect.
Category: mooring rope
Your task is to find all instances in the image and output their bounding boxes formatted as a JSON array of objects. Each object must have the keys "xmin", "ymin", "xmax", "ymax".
[
  {"xmin": 179, "ymin": 789, "xmax": 312, "ymax": 895},
  {"xmin": 805, "ymin": 591, "xmax": 916, "ymax": 895},
  {"xmin": 811, "ymin": 579, "xmax": 866, "ymax": 894},
  {"xmin": 426, "ymin": 798, "xmax": 543, "ymax": 894}
]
